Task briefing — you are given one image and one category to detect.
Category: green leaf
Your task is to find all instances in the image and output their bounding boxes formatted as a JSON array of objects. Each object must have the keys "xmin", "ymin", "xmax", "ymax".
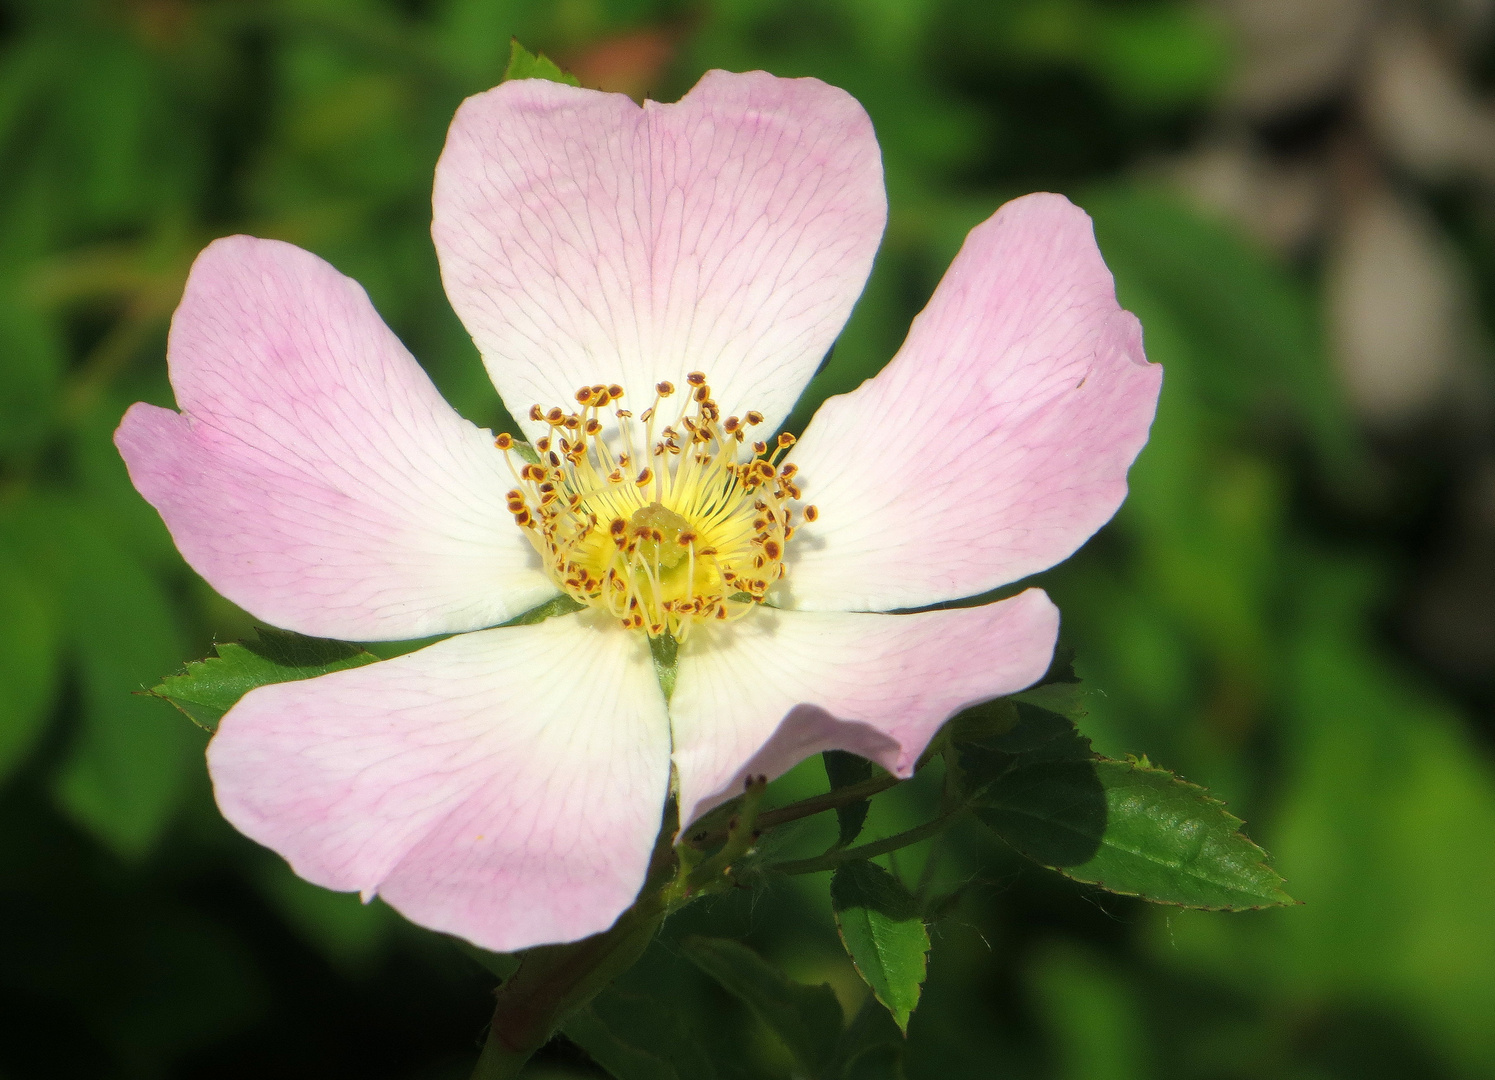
[
  {"xmin": 152, "ymin": 628, "xmax": 378, "ymax": 733},
  {"xmin": 0, "ymin": 540, "xmax": 60, "ymax": 784},
  {"xmin": 979, "ymin": 755, "xmax": 1294, "ymax": 911},
  {"xmin": 831, "ymin": 860, "xmax": 929, "ymax": 1033},
  {"xmin": 49, "ymin": 506, "xmax": 195, "ymax": 857},
  {"xmin": 502, "ymin": 39, "xmax": 580, "ymax": 87},
  {"xmin": 563, "ymin": 986, "xmax": 719, "ymax": 1080},
  {"xmin": 832, "ymin": 994, "xmax": 907, "ymax": 1079},
  {"xmin": 256, "ymin": 863, "xmax": 394, "ymax": 976},
  {"xmin": 681, "ymin": 936, "xmax": 842, "ymax": 1077},
  {"xmin": 824, "ymin": 749, "xmax": 874, "ymax": 846}
]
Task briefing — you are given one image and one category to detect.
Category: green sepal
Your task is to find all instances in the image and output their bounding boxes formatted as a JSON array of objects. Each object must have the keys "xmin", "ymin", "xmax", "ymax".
[
  {"xmin": 831, "ymin": 860, "xmax": 929, "ymax": 1033},
  {"xmin": 150, "ymin": 628, "xmax": 378, "ymax": 732},
  {"xmin": 680, "ymin": 936, "xmax": 842, "ymax": 1078},
  {"xmin": 649, "ymin": 632, "xmax": 679, "ymax": 701},
  {"xmin": 502, "ymin": 39, "xmax": 580, "ymax": 87},
  {"xmin": 500, "ymin": 593, "xmax": 584, "ymax": 627}
]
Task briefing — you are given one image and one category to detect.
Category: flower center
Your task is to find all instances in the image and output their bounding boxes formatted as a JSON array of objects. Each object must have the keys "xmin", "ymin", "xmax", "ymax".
[{"xmin": 497, "ymin": 372, "xmax": 816, "ymax": 640}]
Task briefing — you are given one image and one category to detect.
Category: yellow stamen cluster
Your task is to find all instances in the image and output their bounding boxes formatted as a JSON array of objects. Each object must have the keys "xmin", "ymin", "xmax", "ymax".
[{"xmin": 497, "ymin": 372, "xmax": 813, "ymax": 640}]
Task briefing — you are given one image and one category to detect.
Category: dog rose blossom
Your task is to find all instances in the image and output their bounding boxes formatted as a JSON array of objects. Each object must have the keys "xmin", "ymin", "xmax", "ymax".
[{"xmin": 116, "ymin": 70, "xmax": 1160, "ymax": 953}]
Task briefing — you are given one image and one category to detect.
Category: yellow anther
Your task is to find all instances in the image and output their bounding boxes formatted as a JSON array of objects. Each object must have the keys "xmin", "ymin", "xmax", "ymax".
[{"xmin": 506, "ymin": 375, "xmax": 811, "ymax": 640}]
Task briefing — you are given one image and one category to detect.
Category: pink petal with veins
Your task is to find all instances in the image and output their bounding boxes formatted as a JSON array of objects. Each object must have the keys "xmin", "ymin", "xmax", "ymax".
[
  {"xmin": 208, "ymin": 613, "xmax": 670, "ymax": 953},
  {"xmin": 782, "ymin": 194, "xmax": 1162, "ymax": 613},
  {"xmin": 116, "ymin": 236, "xmax": 555, "ymax": 641},
  {"xmin": 433, "ymin": 69, "xmax": 885, "ymax": 441},
  {"xmin": 669, "ymin": 588, "xmax": 1060, "ymax": 826}
]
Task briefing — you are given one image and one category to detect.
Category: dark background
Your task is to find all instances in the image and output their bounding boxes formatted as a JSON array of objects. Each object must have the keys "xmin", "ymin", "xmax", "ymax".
[{"xmin": 4, "ymin": 0, "xmax": 1495, "ymax": 1077}]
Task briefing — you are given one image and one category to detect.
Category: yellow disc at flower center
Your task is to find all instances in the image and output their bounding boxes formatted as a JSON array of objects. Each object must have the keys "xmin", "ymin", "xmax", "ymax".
[{"xmin": 497, "ymin": 374, "xmax": 815, "ymax": 640}]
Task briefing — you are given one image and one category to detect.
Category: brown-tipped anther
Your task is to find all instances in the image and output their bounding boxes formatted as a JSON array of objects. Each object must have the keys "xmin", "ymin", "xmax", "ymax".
[
  {"xmin": 753, "ymin": 440, "xmax": 768, "ymax": 455},
  {"xmin": 536, "ymin": 436, "xmax": 551, "ymax": 452},
  {"xmin": 545, "ymin": 407, "xmax": 565, "ymax": 425},
  {"xmin": 779, "ymin": 463, "xmax": 797, "ymax": 478},
  {"xmin": 693, "ymin": 385, "xmax": 710, "ymax": 403},
  {"xmin": 686, "ymin": 371, "xmax": 706, "ymax": 387},
  {"xmin": 607, "ymin": 383, "xmax": 624, "ymax": 400},
  {"xmin": 528, "ymin": 404, "xmax": 544, "ymax": 421},
  {"xmin": 724, "ymin": 416, "xmax": 741, "ymax": 433},
  {"xmin": 636, "ymin": 468, "xmax": 654, "ymax": 486},
  {"xmin": 520, "ymin": 464, "xmax": 545, "ymax": 481},
  {"xmin": 575, "ymin": 386, "xmax": 594, "ymax": 405},
  {"xmin": 585, "ymin": 418, "xmax": 602, "ymax": 435},
  {"xmin": 777, "ymin": 432, "xmax": 795, "ymax": 449},
  {"xmin": 656, "ymin": 381, "xmax": 675, "ymax": 396},
  {"xmin": 803, "ymin": 505, "xmax": 819, "ymax": 522},
  {"xmin": 763, "ymin": 539, "xmax": 781, "ymax": 559},
  {"xmin": 677, "ymin": 531, "xmax": 696, "ymax": 546},
  {"xmin": 494, "ymin": 432, "xmax": 514, "ymax": 450},
  {"xmin": 746, "ymin": 411, "xmax": 764, "ymax": 425},
  {"xmin": 563, "ymin": 415, "xmax": 580, "ymax": 430}
]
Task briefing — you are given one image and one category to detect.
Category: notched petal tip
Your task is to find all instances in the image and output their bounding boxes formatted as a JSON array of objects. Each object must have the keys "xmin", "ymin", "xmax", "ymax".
[{"xmin": 433, "ymin": 64, "xmax": 886, "ymax": 443}]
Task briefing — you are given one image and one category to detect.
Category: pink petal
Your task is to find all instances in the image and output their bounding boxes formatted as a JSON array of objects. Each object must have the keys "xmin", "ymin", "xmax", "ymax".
[
  {"xmin": 432, "ymin": 70, "xmax": 885, "ymax": 441},
  {"xmin": 780, "ymin": 194, "xmax": 1162, "ymax": 612},
  {"xmin": 207, "ymin": 614, "xmax": 670, "ymax": 953},
  {"xmin": 116, "ymin": 236, "xmax": 556, "ymax": 641},
  {"xmin": 669, "ymin": 589, "xmax": 1059, "ymax": 826}
]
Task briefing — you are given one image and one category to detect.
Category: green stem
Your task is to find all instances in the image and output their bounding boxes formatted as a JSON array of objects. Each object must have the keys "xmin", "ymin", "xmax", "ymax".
[
  {"xmin": 768, "ymin": 805, "xmax": 969, "ymax": 876},
  {"xmin": 684, "ymin": 772, "xmax": 901, "ymax": 849}
]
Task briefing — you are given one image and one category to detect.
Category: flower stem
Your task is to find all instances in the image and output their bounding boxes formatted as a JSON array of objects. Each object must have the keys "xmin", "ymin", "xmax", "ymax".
[
  {"xmin": 683, "ymin": 772, "xmax": 902, "ymax": 849},
  {"xmin": 767, "ymin": 805, "xmax": 970, "ymax": 876}
]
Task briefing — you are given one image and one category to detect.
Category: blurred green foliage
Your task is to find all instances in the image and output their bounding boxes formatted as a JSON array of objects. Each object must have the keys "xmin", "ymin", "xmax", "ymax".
[{"xmin": 2, "ymin": 0, "xmax": 1494, "ymax": 1078}]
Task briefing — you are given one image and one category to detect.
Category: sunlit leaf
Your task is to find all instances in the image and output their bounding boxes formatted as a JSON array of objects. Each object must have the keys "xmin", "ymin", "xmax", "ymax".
[
  {"xmin": 502, "ymin": 39, "xmax": 580, "ymax": 87},
  {"xmin": 831, "ymin": 860, "xmax": 929, "ymax": 1032}
]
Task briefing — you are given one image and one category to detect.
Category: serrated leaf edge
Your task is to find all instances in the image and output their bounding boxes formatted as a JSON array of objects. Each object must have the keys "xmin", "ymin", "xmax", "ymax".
[{"xmin": 1000, "ymin": 755, "xmax": 1297, "ymax": 911}]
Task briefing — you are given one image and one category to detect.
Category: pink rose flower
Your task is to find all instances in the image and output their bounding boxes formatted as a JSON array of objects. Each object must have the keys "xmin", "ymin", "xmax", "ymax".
[{"xmin": 115, "ymin": 71, "xmax": 1160, "ymax": 953}]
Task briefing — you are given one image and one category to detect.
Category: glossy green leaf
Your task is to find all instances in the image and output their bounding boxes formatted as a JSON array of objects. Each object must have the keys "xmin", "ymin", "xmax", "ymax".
[
  {"xmin": 502, "ymin": 39, "xmax": 580, "ymax": 87},
  {"xmin": 681, "ymin": 935, "xmax": 842, "ymax": 1077},
  {"xmin": 151, "ymin": 628, "xmax": 378, "ymax": 733},
  {"xmin": 563, "ymin": 986, "xmax": 719, "ymax": 1080},
  {"xmin": 980, "ymin": 754, "xmax": 1293, "ymax": 910},
  {"xmin": 824, "ymin": 749, "xmax": 874, "ymax": 846},
  {"xmin": 831, "ymin": 860, "xmax": 929, "ymax": 1032}
]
